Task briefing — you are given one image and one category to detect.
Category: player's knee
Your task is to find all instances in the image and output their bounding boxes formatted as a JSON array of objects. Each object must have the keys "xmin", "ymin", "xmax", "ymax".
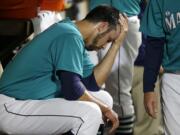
[
  {"xmin": 89, "ymin": 102, "xmax": 102, "ymax": 118},
  {"xmin": 101, "ymin": 90, "xmax": 113, "ymax": 108},
  {"xmin": 85, "ymin": 102, "xmax": 102, "ymax": 122}
]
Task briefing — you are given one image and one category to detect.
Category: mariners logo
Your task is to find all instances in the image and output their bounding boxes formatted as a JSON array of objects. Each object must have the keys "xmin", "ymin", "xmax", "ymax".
[{"xmin": 165, "ymin": 11, "xmax": 180, "ymax": 30}]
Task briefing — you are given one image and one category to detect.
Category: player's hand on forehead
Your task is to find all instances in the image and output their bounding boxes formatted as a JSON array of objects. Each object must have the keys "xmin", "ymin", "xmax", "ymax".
[
  {"xmin": 112, "ymin": 13, "xmax": 128, "ymax": 46},
  {"xmin": 119, "ymin": 13, "xmax": 128, "ymax": 32}
]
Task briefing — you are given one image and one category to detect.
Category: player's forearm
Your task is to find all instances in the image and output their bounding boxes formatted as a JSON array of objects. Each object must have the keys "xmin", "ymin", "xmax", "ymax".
[
  {"xmin": 79, "ymin": 90, "xmax": 110, "ymax": 113},
  {"xmin": 93, "ymin": 42, "xmax": 121, "ymax": 86}
]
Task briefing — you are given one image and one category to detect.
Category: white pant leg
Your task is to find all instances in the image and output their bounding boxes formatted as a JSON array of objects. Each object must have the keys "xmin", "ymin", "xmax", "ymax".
[
  {"xmin": 162, "ymin": 73, "xmax": 180, "ymax": 135},
  {"xmin": 32, "ymin": 10, "xmax": 62, "ymax": 36},
  {"xmin": 0, "ymin": 94, "xmax": 102, "ymax": 135},
  {"xmin": 117, "ymin": 16, "xmax": 141, "ymax": 116},
  {"xmin": 98, "ymin": 16, "xmax": 141, "ymax": 117}
]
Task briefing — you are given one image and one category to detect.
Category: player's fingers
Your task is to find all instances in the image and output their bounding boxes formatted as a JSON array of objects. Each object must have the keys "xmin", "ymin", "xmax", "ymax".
[
  {"xmin": 145, "ymin": 101, "xmax": 157, "ymax": 118},
  {"xmin": 108, "ymin": 114, "xmax": 119, "ymax": 133}
]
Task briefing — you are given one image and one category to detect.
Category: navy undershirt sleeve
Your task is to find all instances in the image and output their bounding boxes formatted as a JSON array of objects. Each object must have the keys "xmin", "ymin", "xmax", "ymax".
[
  {"xmin": 57, "ymin": 70, "xmax": 85, "ymax": 100},
  {"xmin": 143, "ymin": 36, "xmax": 165, "ymax": 93},
  {"xmin": 56, "ymin": 70, "xmax": 100, "ymax": 100},
  {"xmin": 81, "ymin": 73, "xmax": 100, "ymax": 92}
]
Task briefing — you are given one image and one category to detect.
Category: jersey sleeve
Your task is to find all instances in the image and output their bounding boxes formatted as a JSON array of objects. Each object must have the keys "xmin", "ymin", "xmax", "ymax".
[{"xmin": 140, "ymin": 0, "xmax": 165, "ymax": 37}]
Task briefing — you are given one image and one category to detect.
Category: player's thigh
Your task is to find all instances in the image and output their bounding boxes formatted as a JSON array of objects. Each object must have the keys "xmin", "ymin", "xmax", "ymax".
[{"xmin": 0, "ymin": 98, "xmax": 102, "ymax": 134}]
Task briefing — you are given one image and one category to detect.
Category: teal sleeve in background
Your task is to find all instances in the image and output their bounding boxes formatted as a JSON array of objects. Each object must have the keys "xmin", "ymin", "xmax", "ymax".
[
  {"xmin": 89, "ymin": 0, "xmax": 141, "ymax": 17},
  {"xmin": 140, "ymin": 0, "xmax": 165, "ymax": 37},
  {"xmin": 89, "ymin": 0, "xmax": 111, "ymax": 10}
]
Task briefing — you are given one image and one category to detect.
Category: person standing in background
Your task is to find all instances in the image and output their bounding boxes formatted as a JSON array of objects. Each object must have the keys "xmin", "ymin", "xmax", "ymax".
[
  {"xmin": 32, "ymin": 0, "xmax": 72, "ymax": 36},
  {"xmin": 131, "ymin": 1, "xmax": 164, "ymax": 134},
  {"xmin": 89, "ymin": 0, "xmax": 142, "ymax": 134},
  {"xmin": 132, "ymin": 35, "xmax": 164, "ymax": 135},
  {"xmin": 140, "ymin": 0, "xmax": 180, "ymax": 134}
]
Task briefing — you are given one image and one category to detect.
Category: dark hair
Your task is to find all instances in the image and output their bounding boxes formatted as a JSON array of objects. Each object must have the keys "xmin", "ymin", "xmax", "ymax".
[{"xmin": 84, "ymin": 5, "xmax": 120, "ymax": 29}]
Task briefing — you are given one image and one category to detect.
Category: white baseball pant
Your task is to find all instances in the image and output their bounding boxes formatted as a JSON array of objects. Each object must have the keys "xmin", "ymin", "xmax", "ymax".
[{"xmin": 0, "ymin": 90, "xmax": 113, "ymax": 135}]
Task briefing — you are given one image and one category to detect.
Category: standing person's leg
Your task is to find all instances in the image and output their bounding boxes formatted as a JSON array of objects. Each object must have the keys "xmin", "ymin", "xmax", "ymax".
[
  {"xmin": 114, "ymin": 16, "xmax": 141, "ymax": 135},
  {"xmin": 98, "ymin": 16, "xmax": 141, "ymax": 135},
  {"xmin": 0, "ymin": 94, "xmax": 102, "ymax": 135},
  {"xmin": 132, "ymin": 66, "xmax": 164, "ymax": 135},
  {"xmin": 162, "ymin": 73, "xmax": 180, "ymax": 135},
  {"xmin": 117, "ymin": 16, "xmax": 141, "ymax": 116}
]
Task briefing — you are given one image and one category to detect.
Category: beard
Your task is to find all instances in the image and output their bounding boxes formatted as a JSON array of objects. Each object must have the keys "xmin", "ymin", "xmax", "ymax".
[
  {"xmin": 85, "ymin": 28, "xmax": 112, "ymax": 51},
  {"xmin": 85, "ymin": 35, "xmax": 99, "ymax": 51}
]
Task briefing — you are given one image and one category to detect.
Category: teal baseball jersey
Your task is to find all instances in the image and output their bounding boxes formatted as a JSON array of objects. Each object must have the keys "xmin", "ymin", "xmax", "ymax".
[
  {"xmin": 140, "ymin": 0, "xmax": 180, "ymax": 72},
  {"xmin": 0, "ymin": 18, "xmax": 94, "ymax": 100},
  {"xmin": 89, "ymin": 0, "xmax": 141, "ymax": 16}
]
